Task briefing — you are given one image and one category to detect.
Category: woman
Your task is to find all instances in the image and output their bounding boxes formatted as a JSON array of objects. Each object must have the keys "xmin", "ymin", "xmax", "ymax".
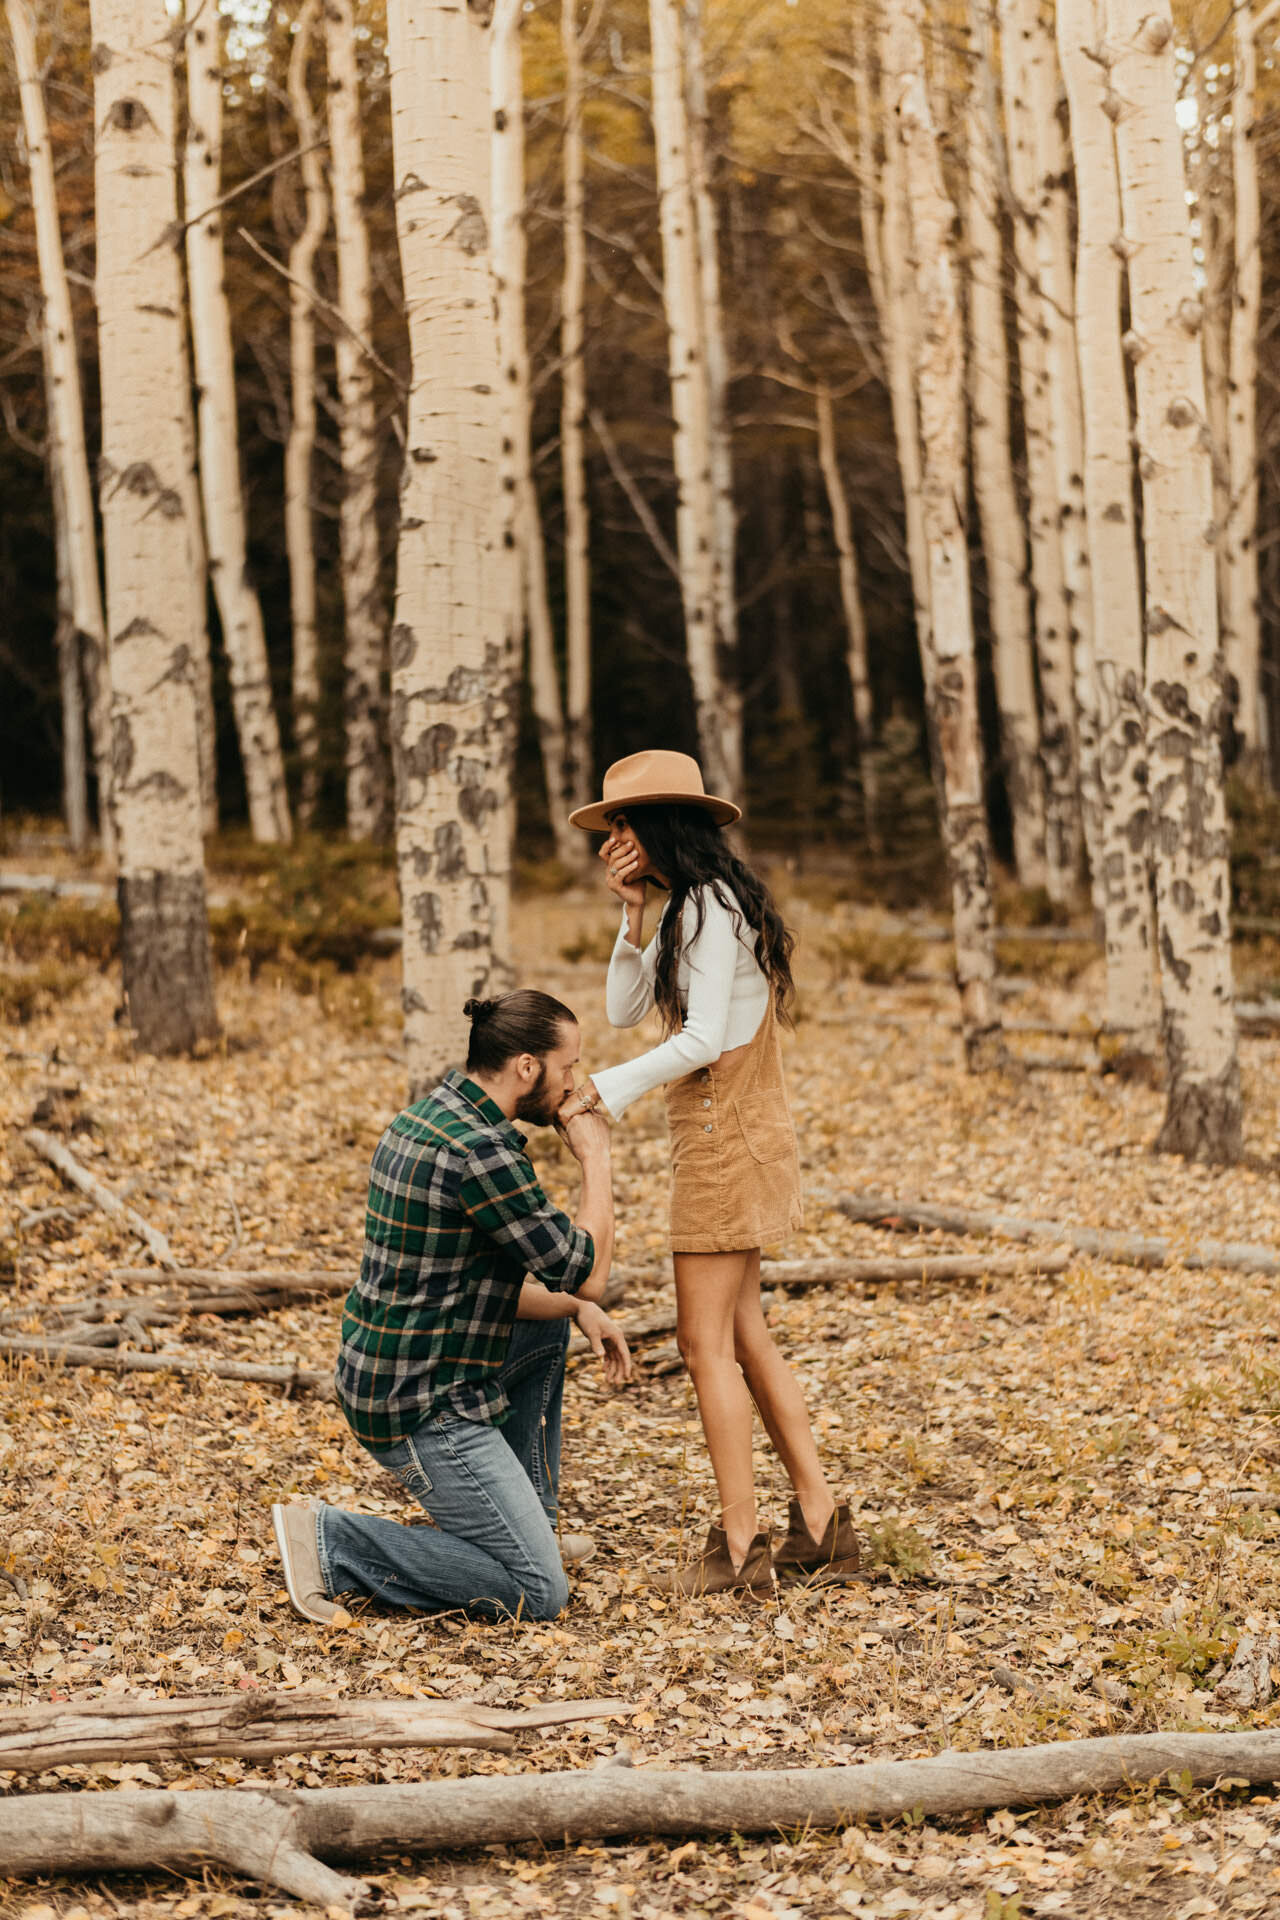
[{"xmin": 561, "ymin": 749, "xmax": 861, "ymax": 1596}]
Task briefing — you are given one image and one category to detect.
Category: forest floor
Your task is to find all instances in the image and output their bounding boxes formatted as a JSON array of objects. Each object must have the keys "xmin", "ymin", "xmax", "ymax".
[{"xmin": 3, "ymin": 848, "xmax": 1280, "ymax": 1919}]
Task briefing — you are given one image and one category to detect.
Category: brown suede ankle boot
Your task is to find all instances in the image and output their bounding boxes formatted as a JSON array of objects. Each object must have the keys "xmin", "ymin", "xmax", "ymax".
[
  {"xmin": 657, "ymin": 1523, "xmax": 774, "ymax": 1597},
  {"xmin": 773, "ymin": 1499, "xmax": 864, "ymax": 1587}
]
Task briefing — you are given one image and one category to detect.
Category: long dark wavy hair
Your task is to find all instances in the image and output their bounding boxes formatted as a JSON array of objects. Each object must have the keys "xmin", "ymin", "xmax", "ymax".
[{"xmin": 619, "ymin": 803, "xmax": 796, "ymax": 1034}]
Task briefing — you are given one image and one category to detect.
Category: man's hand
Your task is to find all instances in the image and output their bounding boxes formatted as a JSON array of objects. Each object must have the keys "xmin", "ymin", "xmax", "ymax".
[
  {"xmin": 559, "ymin": 1102, "xmax": 611, "ymax": 1164},
  {"xmin": 574, "ymin": 1300, "xmax": 633, "ymax": 1386}
]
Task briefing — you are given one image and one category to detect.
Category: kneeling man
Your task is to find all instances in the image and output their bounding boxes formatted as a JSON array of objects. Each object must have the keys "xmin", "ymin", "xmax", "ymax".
[{"xmin": 272, "ymin": 989, "xmax": 625, "ymax": 1623}]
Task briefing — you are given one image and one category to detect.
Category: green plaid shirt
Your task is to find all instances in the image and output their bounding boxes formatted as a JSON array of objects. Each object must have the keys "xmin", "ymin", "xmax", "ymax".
[{"xmin": 336, "ymin": 1069, "xmax": 595, "ymax": 1448}]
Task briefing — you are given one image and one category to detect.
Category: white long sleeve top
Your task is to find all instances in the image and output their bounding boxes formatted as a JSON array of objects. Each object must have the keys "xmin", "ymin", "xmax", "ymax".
[{"xmin": 589, "ymin": 885, "xmax": 770, "ymax": 1121}]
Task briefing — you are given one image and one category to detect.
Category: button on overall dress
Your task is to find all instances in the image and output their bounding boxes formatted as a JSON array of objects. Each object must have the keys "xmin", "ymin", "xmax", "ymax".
[{"xmin": 664, "ymin": 991, "xmax": 804, "ymax": 1253}]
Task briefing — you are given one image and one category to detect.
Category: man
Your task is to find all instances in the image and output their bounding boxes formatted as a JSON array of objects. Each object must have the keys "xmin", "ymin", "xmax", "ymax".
[{"xmin": 271, "ymin": 988, "xmax": 627, "ymax": 1623}]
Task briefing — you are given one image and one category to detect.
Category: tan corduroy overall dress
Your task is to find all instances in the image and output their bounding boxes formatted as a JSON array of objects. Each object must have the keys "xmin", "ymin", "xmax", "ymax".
[{"xmin": 665, "ymin": 992, "xmax": 804, "ymax": 1253}]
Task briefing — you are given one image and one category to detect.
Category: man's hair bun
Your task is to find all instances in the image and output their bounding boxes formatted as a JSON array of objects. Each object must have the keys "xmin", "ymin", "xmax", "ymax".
[{"xmin": 463, "ymin": 997, "xmax": 496, "ymax": 1022}]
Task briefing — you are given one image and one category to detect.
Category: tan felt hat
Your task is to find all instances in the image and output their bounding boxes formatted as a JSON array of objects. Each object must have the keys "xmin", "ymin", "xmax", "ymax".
[{"xmin": 568, "ymin": 749, "xmax": 741, "ymax": 832}]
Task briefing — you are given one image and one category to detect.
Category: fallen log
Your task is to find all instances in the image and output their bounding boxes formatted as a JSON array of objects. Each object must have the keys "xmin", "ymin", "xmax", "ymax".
[
  {"xmin": 4, "ymin": 1731, "xmax": 1280, "ymax": 1907},
  {"xmin": 0, "ymin": 1334, "xmax": 334, "ymax": 1396},
  {"xmin": 836, "ymin": 1192, "xmax": 1280, "ymax": 1278},
  {"xmin": 111, "ymin": 1266, "xmax": 354, "ymax": 1292},
  {"xmin": 23, "ymin": 1129, "xmax": 175, "ymax": 1269},
  {"xmin": 0, "ymin": 1691, "xmax": 631, "ymax": 1773}
]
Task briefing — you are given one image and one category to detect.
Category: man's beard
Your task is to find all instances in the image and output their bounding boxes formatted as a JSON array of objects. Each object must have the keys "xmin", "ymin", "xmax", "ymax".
[{"xmin": 514, "ymin": 1060, "xmax": 559, "ymax": 1127}]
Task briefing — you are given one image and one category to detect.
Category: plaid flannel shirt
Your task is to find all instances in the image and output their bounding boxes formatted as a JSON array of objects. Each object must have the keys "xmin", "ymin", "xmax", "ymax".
[{"xmin": 335, "ymin": 1068, "xmax": 595, "ymax": 1448}]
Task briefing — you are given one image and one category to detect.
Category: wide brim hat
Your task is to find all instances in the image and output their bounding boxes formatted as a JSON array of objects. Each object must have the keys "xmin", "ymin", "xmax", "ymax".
[{"xmin": 568, "ymin": 749, "xmax": 741, "ymax": 832}]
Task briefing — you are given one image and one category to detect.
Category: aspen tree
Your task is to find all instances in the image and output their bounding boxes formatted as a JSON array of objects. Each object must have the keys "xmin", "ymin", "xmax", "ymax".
[
  {"xmin": 997, "ymin": 0, "xmax": 1082, "ymax": 903},
  {"xmin": 325, "ymin": 0, "xmax": 391, "ymax": 841},
  {"xmin": 491, "ymin": 0, "xmax": 577, "ymax": 866},
  {"xmin": 1197, "ymin": 105, "xmax": 1233, "ymax": 621},
  {"xmin": 648, "ymin": 0, "xmax": 741, "ymax": 803},
  {"xmin": 1111, "ymin": 0, "xmax": 1242, "ymax": 1162},
  {"xmin": 175, "ymin": 280, "xmax": 219, "ymax": 836},
  {"xmin": 814, "ymin": 383, "xmax": 878, "ymax": 849},
  {"xmin": 683, "ymin": 0, "xmax": 738, "ymax": 717},
  {"xmin": 889, "ymin": 0, "xmax": 1003, "ymax": 1070},
  {"xmin": 89, "ymin": 0, "xmax": 218, "ymax": 1052},
  {"xmin": 560, "ymin": 0, "xmax": 594, "ymax": 826},
  {"xmin": 183, "ymin": 0, "xmax": 292, "ymax": 844},
  {"xmin": 1056, "ymin": 0, "xmax": 1160, "ymax": 1063},
  {"xmin": 963, "ymin": 7, "xmax": 1046, "ymax": 888},
  {"xmin": 384, "ymin": 0, "xmax": 514, "ymax": 1094},
  {"xmin": 1224, "ymin": 0, "xmax": 1276, "ymax": 771},
  {"xmin": 44, "ymin": 350, "xmax": 87, "ymax": 850},
  {"xmin": 285, "ymin": 0, "xmax": 327, "ymax": 829},
  {"xmin": 7, "ymin": 0, "xmax": 109, "ymax": 852}
]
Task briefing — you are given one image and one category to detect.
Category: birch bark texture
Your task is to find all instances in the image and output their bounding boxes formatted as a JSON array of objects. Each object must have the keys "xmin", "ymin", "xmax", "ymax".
[
  {"xmin": 183, "ymin": 2, "xmax": 292, "ymax": 845},
  {"xmin": 89, "ymin": 0, "xmax": 218, "ymax": 1053},
  {"xmin": 491, "ymin": 0, "xmax": 577, "ymax": 867},
  {"xmin": 648, "ymin": 0, "xmax": 742, "ymax": 805},
  {"xmin": 814, "ymin": 383, "xmax": 878, "ymax": 849},
  {"xmin": 1224, "ymin": 1, "xmax": 1271, "ymax": 770},
  {"xmin": 963, "ymin": 10, "xmax": 1046, "ymax": 889},
  {"xmin": 1110, "ymin": 0, "xmax": 1242, "ymax": 1161},
  {"xmin": 43, "ymin": 344, "xmax": 88, "ymax": 851},
  {"xmin": 326, "ymin": 0, "xmax": 391, "ymax": 842},
  {"xmin": 285, "ymin": 0, "xmax": 327, "ymax": 830},
  {"xmin": 1055, "ymin": 0, "xmax": 1160, "ymax": 1061},
  {"xmin": 560, "ymin": 0, "xmax": 594, "ymax": 825},
  {"xmin": 8, "ymin": 0, "xmax": 109, "ymax": 851},
  {"xmin": 385, "ymin": 0, "xmax": 515, "ymax": 1095},
  {"xmin": 889, "ymin": 0, "xmax": 1003, "ymax": 1071},
  {"xmin": 997, "ymin": 0, "xmax": 1082, "ymax": 903}
]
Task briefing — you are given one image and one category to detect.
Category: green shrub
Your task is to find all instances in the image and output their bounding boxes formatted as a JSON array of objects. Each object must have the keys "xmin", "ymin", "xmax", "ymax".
[
  {"xmin": 1, "ymin": 897, "xmax": 120, "ymax": 966},
  {"xmin": 822, "ymin": 926, "xmax": 926, "ymax": 986},
  {"xmin": 0, "ymin": 961, "xmax": 87, "ymax": 1023}
]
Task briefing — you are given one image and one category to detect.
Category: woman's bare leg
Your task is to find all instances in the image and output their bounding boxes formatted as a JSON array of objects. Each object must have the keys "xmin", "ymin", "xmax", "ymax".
[
  {"xmin": 733, "ymin": 1251, "xmax": 835, "ymax": 1542},
  {"xmin": 673, "ymin": 1249, "xmax": 759, "ymax": 1566}
]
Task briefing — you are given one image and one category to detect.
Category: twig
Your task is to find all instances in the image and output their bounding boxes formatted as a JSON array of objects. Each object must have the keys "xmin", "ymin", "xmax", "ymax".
[
  {"xmin": 23, "ymin": 1130, "xmax": 175, "ymax": 1269},
  {"xmin": 0, "ymin": 1334, "xmax": 335, "ymax": 1396},
  {"xmin": 588, "ymin": 408, "xmax": 680, "ymax": 576},
  {"xmin": 235, "ymin": 228, "xmax": 405, "ymax": 391}
]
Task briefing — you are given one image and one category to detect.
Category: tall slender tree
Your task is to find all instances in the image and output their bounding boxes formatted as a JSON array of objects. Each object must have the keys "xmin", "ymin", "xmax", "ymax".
[
  {"xmin": 1111, "ymin": 0, "xmax": 1242, "ymax": 1161},
  {"xmin": 384, "ymin": 0, "xmax": 514, "ymax": 1094},
  {"xmin": 964, "ymin": 6, "xmax": 1046, "ymax": 888},
  {"xmin": 7, "ymin": 0, "xmax": 109, "ymax": 852},
  {"xmin": 184, "ymin": 0, "xmax": 292, "ymax": 843},
  {"xmin": 648, "ymin": 0, "xmax": 741, "ymax": 803},
  {"xmin": 560, "ymin": 0, "xmax": 594, "ymax": 827},
  {"xmin": 285, "ymin": 0, "xmax": 327, "ymax": 829},
  {"xmin": 326, "ymin": 0, "xmax": 391, "ymax": 841},
  {"xmin": 89, "ymin": 0, "xmax": 218, "ymax": 1052},
  {"xmin": 492, "ymin": 0, "xmax": 577, "ymax": 865},
  {"xmin": 890, "ymin": 0, "xmax": 1002, "ymax": 1070},
  {"xmin": 1057, "ymin": 0, "xmax": 1160, "ymax": 1063}
]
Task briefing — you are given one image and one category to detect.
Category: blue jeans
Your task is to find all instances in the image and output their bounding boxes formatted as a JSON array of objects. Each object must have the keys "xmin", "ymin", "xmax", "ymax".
[{"xmin": 315, "ymin": 1316, "xmax": 571, "ymax": 1620}]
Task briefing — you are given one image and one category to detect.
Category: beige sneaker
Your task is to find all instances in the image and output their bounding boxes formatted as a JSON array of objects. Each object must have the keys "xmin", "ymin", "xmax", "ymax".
[
  {"xmin": 271, "ymin": 1502, "xmax": 339, "ymax": 1623},
  {"xmin": 560, "ymin": 1531, "xmax": 597, "ymax": 1568}
]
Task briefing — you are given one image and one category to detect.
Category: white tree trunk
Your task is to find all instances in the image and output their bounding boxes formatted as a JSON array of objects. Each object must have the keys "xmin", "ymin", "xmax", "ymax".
[
  {"xmin": 648, "ymin": 0, "xmax": 740, "ymax": 804},
  {"xmin": 560, "ymin": 0, "xmax": 594, "ymax": 828},
  {"xmin": 1056, "ymin": 0, "xmax": 1160, "ymax": 1062},
  {"xmin": 683, "ymin": 0, "xmax": 739, "ymax": 759},
  {"xmin": 174, "ymin": 296, "xmax": 218, "ymax": 836},
  {"xmin": 7, "ymin": 0, "xmax": 109, "ymax": 854},
  {"xmin": 815, "ymin": 384, "xmax": 878, "ymax": 849},
  {"xmin": 285, "ymin": 0, "xmax": 327, "ymax": 830},
  {"xmin": 1111, "ymin": 0, "xmax": 1242, "ymax": 1162},
  {"xmin": 44, "ymin": 377, "xmax": 88, "ymax": 851},
  {"xmin": 998, "ymin": 0, "xmax": 1082, "ymax": 903},
  {"xmin": 90, "ymin": 0, "xmax": 218, "ymax": 1053},
  {"xmin": 326, "ymin": 0, "xmax": 391, "ymax": 842},
  {"xmin": 492, "ymin": 0, "xmax": 578, "ymax": 867},
  {"xmin": 385, "ymin": 0, "xmax": 514, "ymax": 1095},
  {"xmin": 963, "ymin": 14, "xmax": 1046, "ymax": 889},
  {"xmin": 1197, "ymin": 113, "xmax": 1233, "ymax": 625},
  {"xmin": 890, "ymin": 0, "xmax": 1002, "ymax": 1071},
  {"xmin": 183, "ymin": 2, "xmax": 292, "ymax": 844},
  {"xmin": 1225, "ymin": 2, "xmax": 1269, "ymax": 771},
  {"xmin": 857, "ymin": 24, "xmax": 935, "ymax": 715}
]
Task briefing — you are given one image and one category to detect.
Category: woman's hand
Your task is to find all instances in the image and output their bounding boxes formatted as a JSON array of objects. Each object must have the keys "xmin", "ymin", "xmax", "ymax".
[{"xmin": 600, "ymin": 832, "xmax": 646, "ymax": 912}]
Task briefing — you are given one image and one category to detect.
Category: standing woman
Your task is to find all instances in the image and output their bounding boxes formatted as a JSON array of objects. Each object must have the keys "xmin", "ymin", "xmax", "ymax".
[{"xmin": 561, "ymin": 750, "xmax": 860, "ymax": 1595}]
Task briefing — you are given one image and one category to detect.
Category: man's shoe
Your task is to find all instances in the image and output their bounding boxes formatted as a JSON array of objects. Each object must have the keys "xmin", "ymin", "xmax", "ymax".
[
  {"xmin": 656, "ymin": 1523, "xmax": 774, "ymax": 1597},
  {"xmin": 271, "ymin": 1502, "xmax": 339, "ymax": 1623},
  {"xmin": 773, "ymin": 1498, "xmax": 865, "ymax": 1587},
  {"xmin": 560, "ymin": 1531, "xmax": 597, "ymax": 1568}
]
